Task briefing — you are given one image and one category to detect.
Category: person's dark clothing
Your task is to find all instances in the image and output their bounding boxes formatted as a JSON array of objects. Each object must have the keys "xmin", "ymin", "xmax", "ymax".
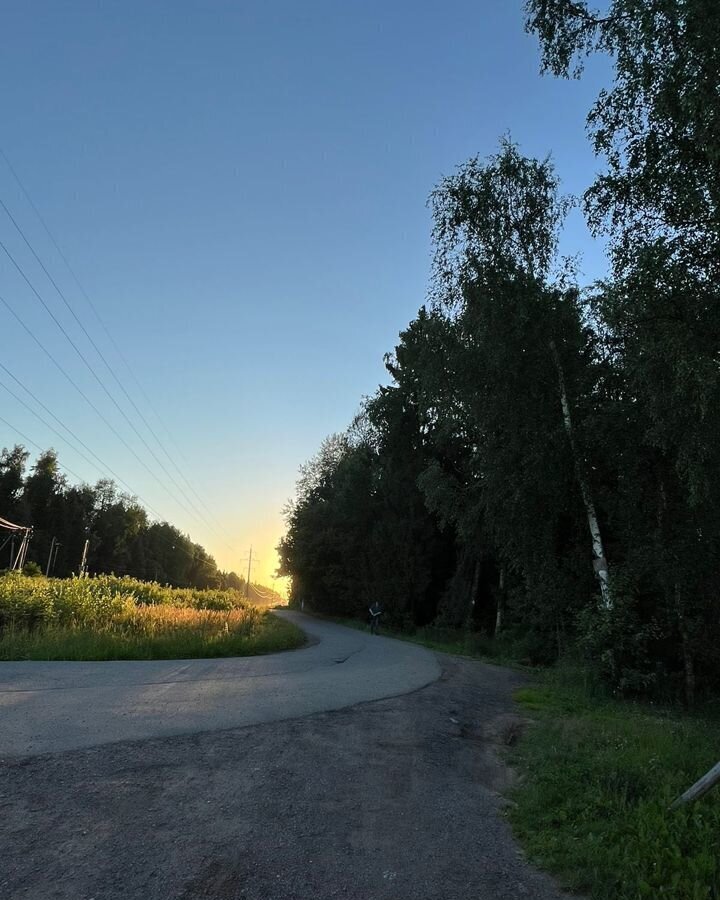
[{"xmin": 368, "ymin": 603, "xmax": 382, "ymax": 634}]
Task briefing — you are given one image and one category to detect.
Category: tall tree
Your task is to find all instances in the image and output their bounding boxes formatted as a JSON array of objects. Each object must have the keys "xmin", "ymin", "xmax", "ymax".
[
  {"xmin": 430, "ymin": 138, "xmax": 610, "ymax": 606},
  {"xmin": 525, "ymin": 0, "xmax": 720, "ymax": 702},
  {"xmin": 0, "ymin": 445, "xmax": 29, "ymax": 524}
]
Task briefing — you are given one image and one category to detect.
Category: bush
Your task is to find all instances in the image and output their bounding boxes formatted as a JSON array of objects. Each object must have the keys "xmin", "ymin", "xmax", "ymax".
[{"xmin": 576, "ymin": 581, "xmax": 665, "ymax": 696}]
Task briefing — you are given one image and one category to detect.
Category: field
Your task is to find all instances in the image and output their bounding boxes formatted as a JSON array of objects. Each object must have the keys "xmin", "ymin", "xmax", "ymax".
[
  {"xmin": 509, "ymin": 674, "xmax": 720, "ymax": 900},
  {"xmin": 0, "ymin": 572, "xmax": 304, "ymax": 660}
]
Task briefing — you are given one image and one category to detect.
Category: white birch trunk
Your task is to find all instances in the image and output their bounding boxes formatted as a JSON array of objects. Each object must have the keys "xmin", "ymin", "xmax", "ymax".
[{"xmin": 550, "ymin": 340, "xmax": 611, "ymax": 608}]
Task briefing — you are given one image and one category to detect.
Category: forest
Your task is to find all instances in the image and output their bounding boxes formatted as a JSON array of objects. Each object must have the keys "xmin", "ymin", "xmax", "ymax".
[
  {"xmin": 0, "ymin": 445, "xmax": 245, "ymax": 591},
  {"xmin": 279, "ymin": 0, "xmax": 720, "ymax": 705}
]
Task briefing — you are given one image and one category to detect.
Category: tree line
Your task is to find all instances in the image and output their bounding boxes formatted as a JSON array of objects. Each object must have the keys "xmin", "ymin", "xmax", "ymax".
[
  {"xmin": 0, "ymin": 446, "xmax": 246, "ymax": 591},
  {"xmin": 279, "ymin": 0, "xmax": 720, "ymax": 704}
]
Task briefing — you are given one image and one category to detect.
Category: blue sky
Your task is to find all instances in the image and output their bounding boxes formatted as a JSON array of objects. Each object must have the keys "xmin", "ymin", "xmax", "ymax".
[{"xmin": 0, "ymin": 0, "xmax": 609, "ymax": 586}]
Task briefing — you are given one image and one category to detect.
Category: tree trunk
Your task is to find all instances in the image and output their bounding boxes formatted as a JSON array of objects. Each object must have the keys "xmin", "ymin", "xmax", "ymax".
[
  {"xmin": 495, "ymin": 566, "xmax": 505, "ymax": 634},
  {"xmin": 676, "ymin": 586, "xmax": 696, "ymax": 708},
  {"xmin": 550, "ymin": 340, "xmax": 611, "ymax": 607},
  {"xmin": 671, "ymin": 761, "xmax": 720, "ymax": 809},
  {"xmin": 467, "ymin": 559, "xmax": 481, "ymax": 626}
]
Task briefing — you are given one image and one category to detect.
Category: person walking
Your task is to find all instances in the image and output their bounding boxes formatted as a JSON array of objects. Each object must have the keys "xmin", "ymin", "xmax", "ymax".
[{"xmin": 368, "ymin": 601, "xmax": 383, "ymax": 635}]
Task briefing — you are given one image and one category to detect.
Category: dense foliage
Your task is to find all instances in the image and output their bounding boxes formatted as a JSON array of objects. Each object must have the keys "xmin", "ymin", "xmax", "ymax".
[
  {"xmin": 0, "ymin": 572, "xmax": 301, "ymax": 661},
  {"xmin": 0, "ymin": 448, "xmax": 247, "ymax": 591},
  {"xmin": 280, "ymin": 0, "xmax": 720, "ymax": 704}
]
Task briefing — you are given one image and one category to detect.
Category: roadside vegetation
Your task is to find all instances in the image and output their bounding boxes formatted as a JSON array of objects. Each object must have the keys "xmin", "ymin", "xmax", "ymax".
[
  {"xmin": 325, "ymin": 614, "xmax": 538, "ymax": 669},
  {"xmin": 280, "ymin": 9, "xmax": 720, "ymax": 894},
  {"xmin": 340, "ymin": 600, "xmax": 720, "ymax": 899},
  {"xmin": 0, "ymin": 572, "xmax": 303, "ymax": 660},
  {"xmin": 280, "ymin": 0, "xmax": 720, "ymax": 710},
  {"xmin": 510, "ymin": 674, "xmax": 720, "ymax": 900},
  {"xmin": 329, "ymin": 610, "xmax": 720, "ymax": 899}
]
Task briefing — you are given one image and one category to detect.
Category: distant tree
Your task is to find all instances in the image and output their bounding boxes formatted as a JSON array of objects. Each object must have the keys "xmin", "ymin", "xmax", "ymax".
[
  {"xmin": 219, "ymin": 570, "xmax": 244, "ymax": 592},
  {"xmin": 23, "ymin": 449, "xmax": 67, "ymax": 570},
  {"xmin": 0, "ymin": 445, "xmax": 223, "ymax": 591},
  {"xmin": 0, "ymin": 445, "xmax": 29, "ymax": 525},
  {"xmin": 52, "ymin": 484, "xmax": 95, "ymax": 576}
]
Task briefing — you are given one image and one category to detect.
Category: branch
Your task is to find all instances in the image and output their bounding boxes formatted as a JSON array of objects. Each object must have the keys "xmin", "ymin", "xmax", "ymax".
[
  {"xmin": 670, "ymin": 761, "xmax": 720, "ymax": 810},
  {"xmin": 564, "ymin": 1, "xmax": 622, "ymax": 27}
]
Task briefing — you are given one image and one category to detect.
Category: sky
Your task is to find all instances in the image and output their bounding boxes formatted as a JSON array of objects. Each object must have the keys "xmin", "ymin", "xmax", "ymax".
[{"xmin": 0, "ymin": 0, "xmax": 610, "ymax": 590}]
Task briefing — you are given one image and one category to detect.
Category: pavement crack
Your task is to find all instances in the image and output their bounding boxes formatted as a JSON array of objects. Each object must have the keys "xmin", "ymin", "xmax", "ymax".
[{"xmin": 331, "ymin": 648, "xmax": 364, "ymax": 665}]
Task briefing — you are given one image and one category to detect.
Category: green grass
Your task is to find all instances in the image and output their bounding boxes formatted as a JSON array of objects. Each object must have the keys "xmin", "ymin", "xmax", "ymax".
[
  {"xmin": 0, "ymin": 572, "xmax": 305, "ymax": 660},
  {"xmin": 302, "ymin": 605, "xmax": 720, "ymax": 896},
  {"xmin": 509, "ymin": 673, "xmax": 720, "ymax": 899}
]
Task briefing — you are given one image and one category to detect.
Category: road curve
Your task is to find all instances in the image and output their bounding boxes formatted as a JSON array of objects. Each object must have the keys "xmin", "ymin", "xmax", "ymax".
[{"xmin": 0, "ymin": 612, "xmax": 440, "ymax": 757}]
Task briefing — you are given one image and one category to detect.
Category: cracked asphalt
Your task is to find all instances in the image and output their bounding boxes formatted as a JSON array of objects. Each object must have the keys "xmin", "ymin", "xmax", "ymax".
[
  {"xmin": 0, "ymin": 613, "xmax": 439, "ymax": 756},
  {"xmin": 0, "ymin": 616, "xmax": 567, "ymax": 899}
]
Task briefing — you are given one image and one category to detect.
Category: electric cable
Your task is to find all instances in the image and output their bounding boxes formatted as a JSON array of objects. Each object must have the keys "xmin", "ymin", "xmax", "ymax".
[
  {"xmin": 0, "ymin": 146, "xmax": 234, "ymax": 533},
  {"xmin": 0, "ymin": 289, "xmax": 201, "ymax": 524}
]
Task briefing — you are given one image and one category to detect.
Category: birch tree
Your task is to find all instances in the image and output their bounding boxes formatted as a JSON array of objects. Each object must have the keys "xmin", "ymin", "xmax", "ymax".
[
  {"xmin": 429, "ymin": 139, "xmax": 612, "ymax": 606},
  {"xmin": 525, "ymin": 0, "xmax": 720, "ymax": 703}
]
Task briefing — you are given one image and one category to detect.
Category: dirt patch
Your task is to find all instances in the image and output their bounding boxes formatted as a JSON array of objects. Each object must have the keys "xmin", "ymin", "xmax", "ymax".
[{"xmin": 0, "ymin": 655, "xmax": 566, "ymax": 900}]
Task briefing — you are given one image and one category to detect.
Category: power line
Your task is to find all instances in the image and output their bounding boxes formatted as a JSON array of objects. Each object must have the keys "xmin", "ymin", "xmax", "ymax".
[
  {"xmin": 0, "ymin": 288, "xmax": 202, "ymax": 526},
  {"xmin": 0, "ymin": 193, "xmax": 228, "ymax": 537},
  {"xmin": 0, "ymin": 234, "xmax": 222, "ymax": 537},
  {"xmin": 0, "ymin": 145, "xmax": 232, "ymax": 533},
  {"xmin": 0, "ymin": 514, "xmax": 28, "ymax": 530},
  {"xmin": 0, "ymin": 363, "xmax": 167, "ymax": 521},
  {"xmin": 0, "ymin": 415, "xmax": 219, "ymax": 573}
]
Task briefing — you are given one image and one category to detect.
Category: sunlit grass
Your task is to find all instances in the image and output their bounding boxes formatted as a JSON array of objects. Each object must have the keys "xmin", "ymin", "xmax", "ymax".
[{"xmin": 0, "ymin": 572, "xmax": 304, "ymax": 660}]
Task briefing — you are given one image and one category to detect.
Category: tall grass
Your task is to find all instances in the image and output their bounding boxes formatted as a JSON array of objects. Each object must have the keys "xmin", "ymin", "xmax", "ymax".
[{"xmin": 0, "ymin": 573, "xmax": 303, "ymax": 660}]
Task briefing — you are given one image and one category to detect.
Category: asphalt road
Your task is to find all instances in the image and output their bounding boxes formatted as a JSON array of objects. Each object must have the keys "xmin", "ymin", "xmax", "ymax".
[
  {"xmin": 0, "ymin": 614, "xmax": 568, "ymax": 899},
  {"xmin": 0, "ymin": 612, "xmax": 441, "ymax": 756}
]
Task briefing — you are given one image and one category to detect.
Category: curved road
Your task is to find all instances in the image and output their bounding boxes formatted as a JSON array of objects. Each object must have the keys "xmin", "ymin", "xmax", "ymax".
[{"xmin": 0, "ymin": 612, "xmax": 440, "ymax": 756}]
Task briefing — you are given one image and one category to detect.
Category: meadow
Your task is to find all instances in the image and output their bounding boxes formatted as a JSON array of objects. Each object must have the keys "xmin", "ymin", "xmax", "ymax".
[{"xmin": 0, "ymin": 572, "xmax": 304, "ymax": 660}]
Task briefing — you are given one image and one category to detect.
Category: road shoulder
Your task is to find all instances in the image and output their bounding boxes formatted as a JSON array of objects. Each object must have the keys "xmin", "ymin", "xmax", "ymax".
[{"xmin": 0, "ymin": 653, "xmax": 568, "ymax": 900}]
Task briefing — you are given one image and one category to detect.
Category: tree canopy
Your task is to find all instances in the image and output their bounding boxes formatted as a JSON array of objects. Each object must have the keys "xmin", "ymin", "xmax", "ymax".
[
  {"xmin": 280, "ymin": 2, "xmax": 720, "ymax": 704},
  {"xmin": 0, "ymin": 445, "xmax": 244, "ymax": 591}
]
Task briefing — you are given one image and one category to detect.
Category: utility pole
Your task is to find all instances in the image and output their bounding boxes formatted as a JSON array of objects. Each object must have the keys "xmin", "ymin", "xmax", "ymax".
[
  {"xmin": 22, "ymin": 529, "xmax": 32, "ymax": 569},
  {"xmin": 11, "ymin": 535, "xmax": 21, "ymax": 570},
  {"xmin": 51, "ymin": 540, "xmax": 61, "ymax": 577},
  {"xmin": 1, "ymin": 516, "xmax": 32, "ymax": 571},
  {"xmin": 245, "ymin": 545, "xmax": 253, "ymax": 600},
  {"xmin": 12, "ymin": 528, "xmax": 32, "ymax": 571},
  {"xmin": 79, "ymin": 539, "xmax": 89, "ymax": 578},
  {"xmin": 46, "ymin": 537, "xmax": 56, "ymax": 577}
]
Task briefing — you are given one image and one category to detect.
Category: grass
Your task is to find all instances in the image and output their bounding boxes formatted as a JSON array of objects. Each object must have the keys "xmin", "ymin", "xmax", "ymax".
[
  {"xmin": 509, "ymin": 672, "xmax": 720, "ymax": 899},
  {"xmin": 0, "ymin": 572, "xmax": 304, "ymax": 660},
  {"xmin": 320, "ymin": 609, "xmax": 720, "ymax": 897}
]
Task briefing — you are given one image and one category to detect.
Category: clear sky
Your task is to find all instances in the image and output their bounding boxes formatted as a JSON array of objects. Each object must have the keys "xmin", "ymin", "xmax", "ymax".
[{"xmin": 0, "ymin": 0, "xmax": 609, "ymax": 589}]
